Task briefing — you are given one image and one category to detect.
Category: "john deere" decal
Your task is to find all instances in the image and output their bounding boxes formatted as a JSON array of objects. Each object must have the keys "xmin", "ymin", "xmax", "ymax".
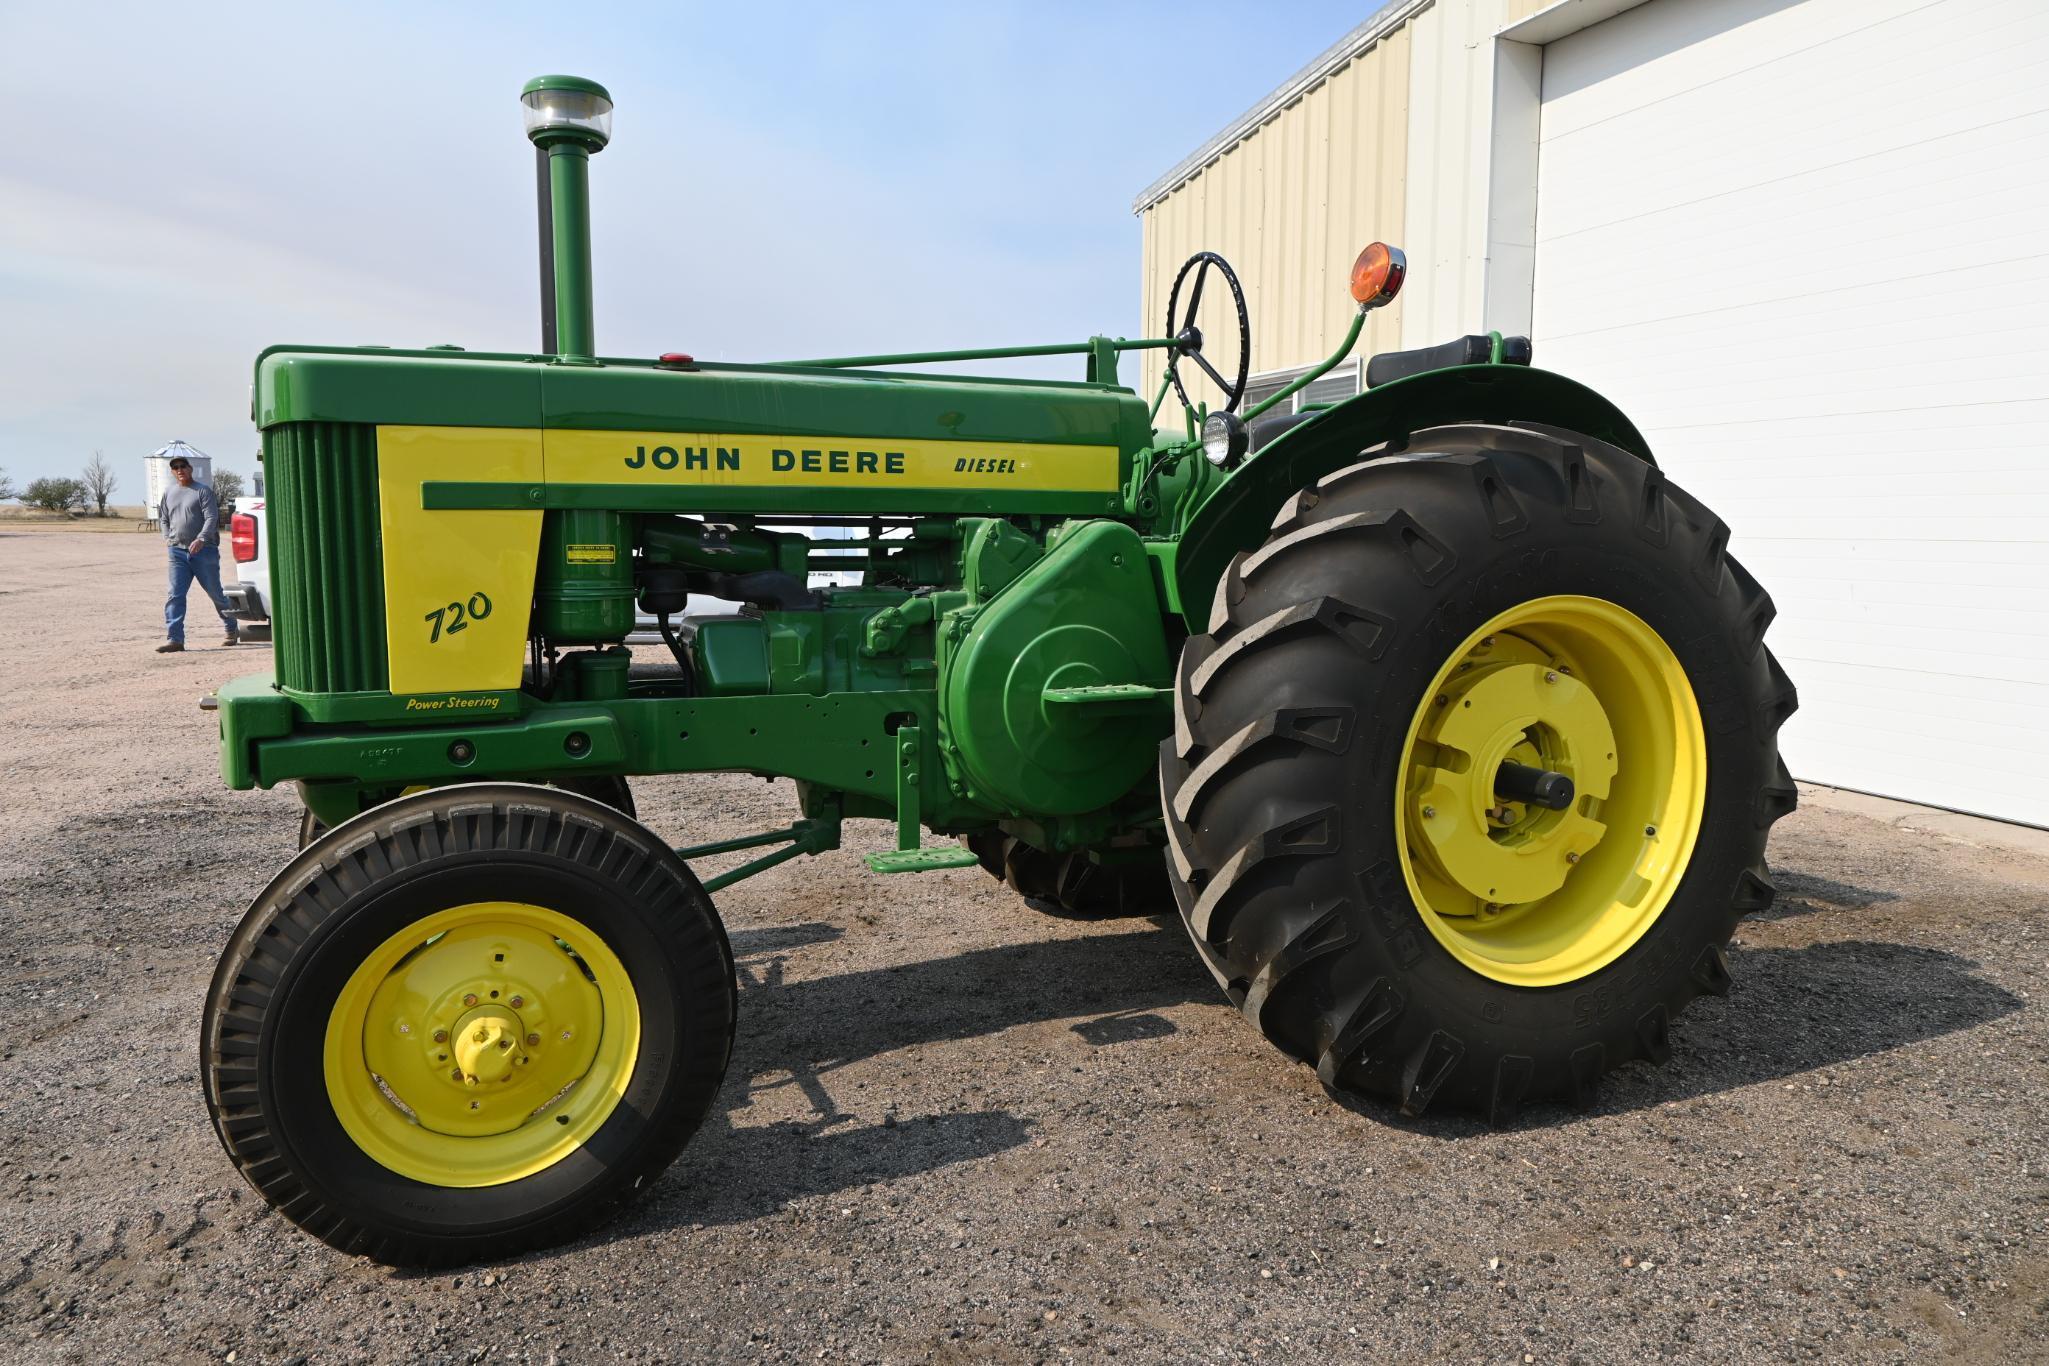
[{"xmin": 551, "ymin": 430, "xmax": 1119, "ymax": 492}]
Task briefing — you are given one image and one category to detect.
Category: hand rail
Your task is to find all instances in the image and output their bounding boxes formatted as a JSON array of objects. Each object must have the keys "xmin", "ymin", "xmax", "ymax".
[
  {"xmin": 785, "ymin": 336, "xmax": 1176, "ymax": 370},
  {"xmin": 1241, "ymin": 311, "xmax": 1367, "ymax": 423}
]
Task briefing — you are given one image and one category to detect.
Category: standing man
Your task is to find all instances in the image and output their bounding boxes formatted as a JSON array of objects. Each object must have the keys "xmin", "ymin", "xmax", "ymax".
[{"xmin": 156, "ymin": 454, "xmax": 239, "ymax": 653}]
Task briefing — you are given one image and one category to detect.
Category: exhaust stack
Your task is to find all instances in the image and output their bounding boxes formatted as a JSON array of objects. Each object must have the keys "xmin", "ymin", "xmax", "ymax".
[{"xmin": 521, "ymin": 75, "xmax": 612, "ymax": 363}]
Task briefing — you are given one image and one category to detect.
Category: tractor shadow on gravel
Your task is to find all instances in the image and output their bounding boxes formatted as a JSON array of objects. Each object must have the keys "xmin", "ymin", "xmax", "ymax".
[
  {"xmin": 1616, "ymin": 938, "xmax": 2025, "ymax": 1108},
  {"xmin": 1351, "ymin": 937, "xmax": 2026, "ymax": 1138},
  {"xmin": 594, "ymin": 917, "xmax": 1215, "ymax": 1244},
  {"xmin": 594, "ymin": 915, "xmax": 2024, "ymax": 1246},
  {"xmin": 1746, "ymin": 867, "xmax": 1901, "ymax": 921}
]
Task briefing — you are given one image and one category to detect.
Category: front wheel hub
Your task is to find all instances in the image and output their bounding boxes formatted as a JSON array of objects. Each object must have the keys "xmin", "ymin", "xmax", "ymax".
[
  {"xmin": 451, "ymin": 1006, "xmax": 526, "ymax": 1084},
  {"xmin": 1397, "ymin": 596, "xmax": 1706, "ymax": 987},
  {"xmin": 327, "ymin": 901, "xmax": 637, "ymax": 1184}
]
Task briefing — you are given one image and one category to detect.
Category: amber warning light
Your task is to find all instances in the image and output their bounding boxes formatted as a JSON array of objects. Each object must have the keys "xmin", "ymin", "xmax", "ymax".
[{"xmin": 1350, "ymin": 242, "xmax": 1407, "ymax": 311}]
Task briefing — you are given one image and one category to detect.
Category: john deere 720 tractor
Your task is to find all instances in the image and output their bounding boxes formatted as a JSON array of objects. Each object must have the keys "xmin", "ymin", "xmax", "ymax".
[{"xmin": 201, "ymin": 77, "xmax": 1795, "ymax": 1265}]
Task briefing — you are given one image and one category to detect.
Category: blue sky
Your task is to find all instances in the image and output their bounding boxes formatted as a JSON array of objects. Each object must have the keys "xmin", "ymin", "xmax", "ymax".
[{"xmin": 0, "ymin": 1, "xmax": 1372, "ymax": 495}]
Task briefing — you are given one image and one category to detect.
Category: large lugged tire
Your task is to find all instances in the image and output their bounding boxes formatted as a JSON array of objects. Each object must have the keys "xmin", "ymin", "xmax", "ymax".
[
  {"xmin": 204, "ymin": 783, "xmax": 735, "ymax": 1265},
  {"xmin": 963, "ymin": 832, "xmax": 1175, "ymax": 918},
  {"xmin": 1160, "ymin": 423, "xmax": 1797, "ymax": 1122}
]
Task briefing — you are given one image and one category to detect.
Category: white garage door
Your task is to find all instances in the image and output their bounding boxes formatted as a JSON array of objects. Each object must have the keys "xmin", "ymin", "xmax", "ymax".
[{"xmin": 1532, "ymin": 0, "xmax": 2049, "ymax": 825}]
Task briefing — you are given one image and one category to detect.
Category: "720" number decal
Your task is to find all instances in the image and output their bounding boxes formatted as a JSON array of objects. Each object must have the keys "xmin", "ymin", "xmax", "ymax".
[{"xmin": 424, "ymin": 591, "xmax": 493, "ymax": 643}]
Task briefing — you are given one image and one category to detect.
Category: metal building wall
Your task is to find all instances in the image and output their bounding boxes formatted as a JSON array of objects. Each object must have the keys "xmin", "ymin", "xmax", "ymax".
[
  {"xmin": 1137, "ymin": 0, "xmax": 1569, "ymax": 398},
  {"xmin": 1401, "ymin": 0, "xmax": 1549, "ymax": 346},
  {"xmin": 1136, "ymin": 24, "xmax": 1413, "ymax": 408}
]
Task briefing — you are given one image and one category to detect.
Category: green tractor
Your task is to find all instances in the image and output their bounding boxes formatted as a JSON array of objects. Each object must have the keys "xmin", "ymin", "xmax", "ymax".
[{"xmin": 201, "ymin": 77, "xmax": 1795, "ymax": 1265}]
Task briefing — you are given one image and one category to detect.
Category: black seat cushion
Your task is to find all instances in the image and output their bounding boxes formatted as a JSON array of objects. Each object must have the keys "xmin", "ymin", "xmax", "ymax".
[{"xmin": 1366, "ymin": 334, "xmax": 1531, "ymax": 387}]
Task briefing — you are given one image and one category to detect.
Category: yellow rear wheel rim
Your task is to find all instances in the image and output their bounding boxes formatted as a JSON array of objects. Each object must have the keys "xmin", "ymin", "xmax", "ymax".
[
  {"xmin": 1395, "ymin": 595, "xmax": 1706, "ymax": 988},
  {"xmin": 324, "ymin": 902, "xmax": 640, "ymax": 1187}
]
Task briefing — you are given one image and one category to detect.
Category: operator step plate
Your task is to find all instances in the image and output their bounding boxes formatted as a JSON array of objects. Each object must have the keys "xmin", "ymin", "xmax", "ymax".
[
  {"xmin": 1040, "ymin": 683, "xmax": 1171, "ymax": 715},
  {"xmin": 864, "ymin": 846, "xmax": 983, "ymax": 875}
]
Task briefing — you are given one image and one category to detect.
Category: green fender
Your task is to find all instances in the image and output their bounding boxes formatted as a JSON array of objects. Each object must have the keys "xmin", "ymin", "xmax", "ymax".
[{"xmin": 1171, "ymin": 364, "xmax": 1656, "ymax": 631}]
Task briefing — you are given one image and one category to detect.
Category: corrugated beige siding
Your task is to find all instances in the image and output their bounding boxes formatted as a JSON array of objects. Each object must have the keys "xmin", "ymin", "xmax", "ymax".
[
  {"xmin": 1137, "ymin": 25, "xmax": 1411, "ymax": 412},
  {"xmin": 1502, "ymin": 0, "xmax": 1553, "ymax": 22}
]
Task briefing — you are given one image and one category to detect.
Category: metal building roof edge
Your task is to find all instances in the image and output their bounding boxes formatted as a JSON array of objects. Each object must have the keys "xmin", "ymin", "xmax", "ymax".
[{"xmin": 1130, "ymin": 0, "xmax": 1433, "ymax": 216}]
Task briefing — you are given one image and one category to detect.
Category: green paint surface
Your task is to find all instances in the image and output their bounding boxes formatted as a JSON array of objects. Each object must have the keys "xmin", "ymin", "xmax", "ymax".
[{"xmin": 230, "ymin": 305, "xmax": 1650, "ymax": 880}]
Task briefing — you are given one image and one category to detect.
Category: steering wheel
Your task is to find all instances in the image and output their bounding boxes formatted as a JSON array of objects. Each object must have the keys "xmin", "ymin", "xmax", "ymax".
[{"xmin": 1164, "ymin": 251, "xmax": 1251, "ymax": 414}]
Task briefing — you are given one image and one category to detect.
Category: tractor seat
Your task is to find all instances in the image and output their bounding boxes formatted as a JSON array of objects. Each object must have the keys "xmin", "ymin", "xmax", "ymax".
[
  {"xmin": 1245, "ymin": 333, "xmax": 1536, "ymax": 457},
  {"xmin": 1365, "ymin": 333, "xmax": 1532, "ymax": 387}
]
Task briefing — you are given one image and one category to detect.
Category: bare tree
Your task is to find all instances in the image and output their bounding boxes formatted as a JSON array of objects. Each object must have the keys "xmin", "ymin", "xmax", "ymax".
[
  {"xmin": 0, "ymin": 468, "xmax": 16, "ymax": 502},
  {"xmin": 212, "ymin": 469, "xmax": 246, "ymax": 505},
  {"xmin": 80, "ymin": 450, "xmax": 118, "ymax": 517}
]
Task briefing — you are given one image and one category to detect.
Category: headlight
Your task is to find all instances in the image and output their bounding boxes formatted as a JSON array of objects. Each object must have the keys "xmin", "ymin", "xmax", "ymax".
[{"xmin": 1202, "ymin": 410, "xmax": 1248, "ymax": 469}]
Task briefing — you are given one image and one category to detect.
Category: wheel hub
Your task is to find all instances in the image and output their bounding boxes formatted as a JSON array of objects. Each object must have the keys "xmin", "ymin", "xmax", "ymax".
[
  {"xmin": 327, "ymin": 902, "xmax": 636, "ymax": 1183},
  {"xmin": 1395, "ymin": 596, "xmax": 1706, "ymax": 988},
  {"xmin": 1410, "ymin": 654, "xmax": 1617, "ymax": 909},
  {"xmin": 450, "ymin": 1006, "xmax": 526, "ymax": 1085}
]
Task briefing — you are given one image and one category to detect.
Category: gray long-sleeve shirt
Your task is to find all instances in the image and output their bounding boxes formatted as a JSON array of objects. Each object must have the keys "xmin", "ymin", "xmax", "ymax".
[{"xmin": 160, "ymin": 481, "xmax": 221, "ymax": 548}]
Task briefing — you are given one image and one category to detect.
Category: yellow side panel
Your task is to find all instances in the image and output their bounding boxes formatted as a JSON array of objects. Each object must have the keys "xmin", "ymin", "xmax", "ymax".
[
  {"xmin": 376, "ymin": 426, "xmax": 544, "ymax": 696},
  {"xmin": 545, "ymin": 429, "xmax": 1120, "ymax": 493}
]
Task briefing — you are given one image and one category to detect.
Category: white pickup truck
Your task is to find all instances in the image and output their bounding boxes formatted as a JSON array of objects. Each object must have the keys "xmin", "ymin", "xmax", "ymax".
[{"xmin": 223, "ymin": 496, "xmax": 273, "ymax": 641}]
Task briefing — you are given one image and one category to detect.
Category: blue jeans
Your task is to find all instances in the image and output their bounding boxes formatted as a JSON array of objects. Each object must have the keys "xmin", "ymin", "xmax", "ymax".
[{"xmin": 166, "ymin": 544, "xmax": 238, "ymax": 644}]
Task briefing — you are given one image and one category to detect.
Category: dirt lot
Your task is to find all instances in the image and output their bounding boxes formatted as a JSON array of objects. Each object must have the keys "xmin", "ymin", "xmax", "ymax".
[{"xmin": 2, "ymin": 529, "xmax": 2045, "ymax": 1363}]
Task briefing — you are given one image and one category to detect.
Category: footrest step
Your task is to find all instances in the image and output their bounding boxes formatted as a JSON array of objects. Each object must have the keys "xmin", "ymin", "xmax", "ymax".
[
  {"xmin": 1040, "ymin": 682, "xmax": 1171, "ymax": 713},
  {"xmin": 865, "ymin": 846, "xmax": 983, "ymax": 875}
]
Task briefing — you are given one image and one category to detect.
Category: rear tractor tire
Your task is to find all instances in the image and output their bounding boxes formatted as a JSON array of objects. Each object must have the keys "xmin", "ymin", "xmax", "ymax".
[
  {"xmin": 1160, "ymin": 423, "xmax": 1797, "ymax": 1122},
  {"xmin": 204, "ymin": 783, "xmax": 735, "ymax": 1265},
  {"xmin": 963, "ymin": 832, "xmax": 1174, "ymax": 919}
]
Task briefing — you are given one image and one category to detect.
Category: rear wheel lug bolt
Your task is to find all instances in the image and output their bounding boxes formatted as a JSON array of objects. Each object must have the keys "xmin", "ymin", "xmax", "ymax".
[
  {"xmin": 509, "ymin": 996, "xmax": 524, "ymax": 1009},
  {"xmin": 449, "ymin": 1067, "xmax": 463, "ymax": 1081},
  {"xmin": 432, "ymin": 1029, "xmax": 448, "ymax": 1043},
  {"xmin": 526, "ymin": 1033, "xmax": 541, "ymax": 1046},
  {"xmin": 462, "ymin": 993, "xmax": 478, "ymax": 1007}
]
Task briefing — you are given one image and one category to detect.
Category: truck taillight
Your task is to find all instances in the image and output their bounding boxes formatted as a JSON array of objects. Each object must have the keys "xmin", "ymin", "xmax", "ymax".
[{"xmin": 230, "ymin": 513, "xmax": 258, "ymax": 563}]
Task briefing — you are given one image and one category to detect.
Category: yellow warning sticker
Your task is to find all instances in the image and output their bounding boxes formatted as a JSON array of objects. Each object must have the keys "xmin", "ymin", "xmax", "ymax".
[{"xmin": 565, "ymin": 543, "xmax": 618, "ymax": 565}]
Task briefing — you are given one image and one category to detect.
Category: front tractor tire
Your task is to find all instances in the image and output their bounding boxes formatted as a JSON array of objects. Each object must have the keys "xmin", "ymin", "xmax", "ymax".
[
  {"xmin": 1161, "ymin": 424, "xmax": 1796, "ymax": 1122},
  {"xmin": 296, "ymin": 775, "xmax": 638, "ymax": 850},
  {"xmin": 204, "ymin": 784, "xmax": 735, "ymax": 1266}
]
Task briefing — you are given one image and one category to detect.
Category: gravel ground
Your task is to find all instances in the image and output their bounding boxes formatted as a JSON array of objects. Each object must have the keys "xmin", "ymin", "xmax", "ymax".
[{"xmin": 2, "ymin": 529, "xmax": 2045, "ymax": 1363}]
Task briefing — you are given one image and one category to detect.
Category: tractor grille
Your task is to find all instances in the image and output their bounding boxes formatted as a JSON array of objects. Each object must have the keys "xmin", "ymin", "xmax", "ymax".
[{"xmin": 262, "ymin": 421, "xmax": 388, "ymax": 695}]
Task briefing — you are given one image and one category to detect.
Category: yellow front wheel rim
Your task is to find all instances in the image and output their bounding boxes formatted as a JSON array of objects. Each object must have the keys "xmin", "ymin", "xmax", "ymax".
[
  {"xmin": 324, "ymin": 902, "xmax": 640, "ymax": 1187},
  {"xmin": 1395, "ymin": 596, "xmax": 1706, "ymax": 988}
]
